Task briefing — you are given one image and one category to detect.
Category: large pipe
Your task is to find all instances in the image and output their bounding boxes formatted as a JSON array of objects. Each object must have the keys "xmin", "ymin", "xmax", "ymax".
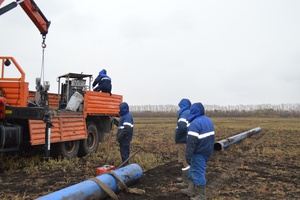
[
  {"xmin": 36, "ymin": 163, "xmax": 143, "ymax": 200},
  {"xmin": 214, "ymin": 127, "xmax": 261, "ymax": 150}
]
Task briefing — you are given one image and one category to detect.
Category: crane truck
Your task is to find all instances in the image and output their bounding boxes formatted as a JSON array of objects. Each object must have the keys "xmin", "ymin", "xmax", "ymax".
[{"xmin": 0, "ymin": 1, "xmax": 122, "ymax": 158}]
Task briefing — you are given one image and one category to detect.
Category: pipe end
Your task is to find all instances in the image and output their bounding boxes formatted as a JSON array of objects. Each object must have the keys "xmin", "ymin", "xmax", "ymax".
[{"xmin": 214, "ymin": 143, "xmax": 223, "ymax": 151}]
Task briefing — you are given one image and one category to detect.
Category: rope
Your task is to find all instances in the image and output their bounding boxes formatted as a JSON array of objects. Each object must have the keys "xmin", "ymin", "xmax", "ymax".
[
  {"xmin": 40, "ymin": 45, "xmax": 45, "ymax": 85},
  {"xmin": 40, "ymin": 36, "xmax": 47, "ymax": 85}
]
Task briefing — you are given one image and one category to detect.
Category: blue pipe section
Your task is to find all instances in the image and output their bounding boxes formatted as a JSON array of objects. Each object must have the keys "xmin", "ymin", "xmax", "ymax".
[
  {"xmin": 36, "ymin": 163, "xmax": 143, "ymax": 200},
  {"xmin": 214, "ymin": 127, "xmax": 261, "ymax": 150}
]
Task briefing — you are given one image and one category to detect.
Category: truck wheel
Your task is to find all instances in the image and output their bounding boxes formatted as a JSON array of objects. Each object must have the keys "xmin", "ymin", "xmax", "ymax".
[
  {"xmin": 60, "ymin": 140, "xmax": 80, "ymax": 159},
  {"xmin": 78, "ymin": 123, "xmax": 99, "ymax": 157}
]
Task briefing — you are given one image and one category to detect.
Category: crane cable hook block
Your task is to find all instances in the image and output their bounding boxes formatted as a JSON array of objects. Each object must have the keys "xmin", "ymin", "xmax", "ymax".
[{"xmin": 41, "ymin": 35, "xmax": 47, "ymax": 49}]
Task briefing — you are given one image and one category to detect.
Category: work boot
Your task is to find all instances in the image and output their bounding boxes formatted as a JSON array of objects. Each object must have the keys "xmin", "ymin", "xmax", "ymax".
[
  {"xmin": 175, "ymin": 163, "xmax": 183, "ymax": 181},
  {"xmin": 176, "ymin": 169, "xmax": 189, "ymax": 187},
  {"xmin": 190, "ymin": 185, "xmax": 206, "ymax": 200},
  {"xmin": 181, "ymin": 180, "xmax": 195, "ymax": 197}
]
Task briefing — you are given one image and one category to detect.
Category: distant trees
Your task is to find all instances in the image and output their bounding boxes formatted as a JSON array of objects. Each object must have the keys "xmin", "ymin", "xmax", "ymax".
[
  {"xmin": 130, "ymin": 105, "xmax": 178, "ymax": 112},
  {"xmin": 130, "ymin": 104, "xmax": 300, "ymax": 118}
]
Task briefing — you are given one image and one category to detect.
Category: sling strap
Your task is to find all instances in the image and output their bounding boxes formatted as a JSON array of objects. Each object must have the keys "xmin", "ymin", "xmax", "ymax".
[
  {"xmin": 89, "ymin": 177, "xmax": 118, "ymax": 200},
  {"xmin": 89, "ymin": 171, "xmax": 145, "ymax": 200}
]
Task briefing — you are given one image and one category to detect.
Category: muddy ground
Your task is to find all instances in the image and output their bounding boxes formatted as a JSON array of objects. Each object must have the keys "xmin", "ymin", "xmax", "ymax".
[{"xmin": 0, "ymin": 117, "xmax": 300, "ymax": 199}]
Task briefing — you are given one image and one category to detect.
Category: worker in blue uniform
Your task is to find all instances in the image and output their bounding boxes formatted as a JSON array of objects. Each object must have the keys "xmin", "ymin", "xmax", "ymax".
[
  {"xmin": 92, "ymin": 69, "xmax": 112, "ymax": 95},
  {"xmin": 113, "ymin": 102, "xmax": 134, "ymax": 165},
  {"xmin": 181, "ymin": 102, "xmax": 215, "ymax": 200},
  {"xmin": 175, "ymin": 98, "xmax": 191, "ymax": 187}
]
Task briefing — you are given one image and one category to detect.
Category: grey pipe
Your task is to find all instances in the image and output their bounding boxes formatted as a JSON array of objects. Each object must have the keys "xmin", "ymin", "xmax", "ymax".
[{"xmin": 214, "ymin": 127, "xmax": 261, "ymax": 150}]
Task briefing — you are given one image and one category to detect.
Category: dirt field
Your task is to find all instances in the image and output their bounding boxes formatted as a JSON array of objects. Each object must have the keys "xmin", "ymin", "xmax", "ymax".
[{"xmin": 0, "ymin": 117, "xmax": 299, "ymax": 199}]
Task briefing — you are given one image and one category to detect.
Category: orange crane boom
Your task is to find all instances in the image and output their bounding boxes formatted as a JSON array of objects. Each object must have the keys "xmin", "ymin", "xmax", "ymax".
[{"xmin": 0, "ymin": 0, "xmax": 50, "ymax": 36}]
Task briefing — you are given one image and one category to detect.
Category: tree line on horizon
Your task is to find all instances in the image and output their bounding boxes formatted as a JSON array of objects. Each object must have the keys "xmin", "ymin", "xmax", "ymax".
[{"xmin": 130, "ymin": 103, "xmax": 300, "ymax": 118}]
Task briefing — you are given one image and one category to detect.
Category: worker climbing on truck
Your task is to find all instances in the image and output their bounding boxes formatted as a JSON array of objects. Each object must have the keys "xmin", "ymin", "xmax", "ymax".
[
  {"xmin": 113, "ymin": 102, "xmax": 134, "ymax": 166},
  {"xmin": 92, "ymin": 69, "xmax": 112, "ymax": 95}
]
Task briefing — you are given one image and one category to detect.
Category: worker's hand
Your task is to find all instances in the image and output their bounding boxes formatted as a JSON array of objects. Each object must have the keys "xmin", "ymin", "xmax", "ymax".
[
  {"xmin": 118, "ymin": 133, "xmax": 125, "ymax": 141},
  {"xmin": 116, "ymin": 133, "xmax": 125, "ymax": 143},
  {"xmin": 113, "ymin": 118, "xmax": 119, "ymax": 126}
]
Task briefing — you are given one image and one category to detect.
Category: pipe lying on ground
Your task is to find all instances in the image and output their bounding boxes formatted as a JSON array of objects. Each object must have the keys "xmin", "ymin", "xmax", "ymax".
[
  {"xmin": 214, "ymin": 127, "xmax": 261, "ymax": 151},
  {"xmin": 36, "ymin": 163, "xmax": 143, "ymax": 200}
]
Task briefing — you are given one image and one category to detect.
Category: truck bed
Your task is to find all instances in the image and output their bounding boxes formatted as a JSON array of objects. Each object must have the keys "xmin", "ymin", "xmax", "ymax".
[
  {"xmin": 29, "ymin": 91, "xmax": 122, "ymax": 116},
  {"xmin": 83, "ymin": 91, "xmax": 122, "ymax": 117},
  {"xmin": 29, "ymin": 111, "xmax": 86, "ymax": 145},
  {"xmin": 28, "ymin": 90, "xmax": 122, "ymax": 145}
]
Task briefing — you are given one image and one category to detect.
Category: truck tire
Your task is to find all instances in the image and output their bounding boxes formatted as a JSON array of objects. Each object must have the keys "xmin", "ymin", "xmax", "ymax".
[
  {"xmin": 60, "ymin": 140, "xmax": 80, "ymax": 159},
  {"xmin": 78, "ymin": 122, "xmax": 99, "ymax": 157}
]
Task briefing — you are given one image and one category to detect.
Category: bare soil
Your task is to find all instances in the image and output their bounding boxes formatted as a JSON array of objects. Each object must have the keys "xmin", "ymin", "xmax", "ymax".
[{"xmin": 1, "ymin": 117, "xmax": 300, "ymax": 200}]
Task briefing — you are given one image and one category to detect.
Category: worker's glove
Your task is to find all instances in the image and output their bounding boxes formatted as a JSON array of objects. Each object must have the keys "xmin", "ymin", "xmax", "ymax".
[{"xmin": 186, "ymin": 158, "xmax": 191, "ymax": 165}]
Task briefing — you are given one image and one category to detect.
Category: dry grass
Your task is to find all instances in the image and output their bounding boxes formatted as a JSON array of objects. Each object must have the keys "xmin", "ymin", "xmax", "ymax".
[{"xmin": 0, "ymin": 117, "xmax": 300, "ymax": 199}]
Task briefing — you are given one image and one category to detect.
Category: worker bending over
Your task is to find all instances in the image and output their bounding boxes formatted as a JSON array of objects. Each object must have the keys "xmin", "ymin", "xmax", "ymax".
[{"xmin": 92, "ymin": 69, "xmax": 112, "ymax": 95}]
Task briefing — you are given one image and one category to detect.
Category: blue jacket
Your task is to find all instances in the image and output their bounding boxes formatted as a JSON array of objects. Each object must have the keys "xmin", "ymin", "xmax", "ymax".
[
  {"xmin": 186, "ymin": 103, "xmax": 215, "ymax": 160},
  {"xmin": 115, "ymin": 102, "xmax": 133, "ymax": 145},
  {"xmin": 175, "ymin": 98, "xmax": 191, "ymax": 144},
  {"xmin": 92, "ymin": 69, "xmax": 112, "ymax": 87}
]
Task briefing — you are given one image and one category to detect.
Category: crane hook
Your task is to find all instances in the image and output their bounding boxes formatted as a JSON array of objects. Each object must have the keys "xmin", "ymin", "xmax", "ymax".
[{"xmin": 42, "ymin": 35, "xmax": 47, "ymax": 48}]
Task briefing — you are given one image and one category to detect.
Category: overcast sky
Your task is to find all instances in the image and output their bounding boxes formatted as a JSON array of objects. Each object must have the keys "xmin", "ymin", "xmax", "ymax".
[{"xmin": 1, "ymin": 0, "xmax": 299, "ymax": 106}]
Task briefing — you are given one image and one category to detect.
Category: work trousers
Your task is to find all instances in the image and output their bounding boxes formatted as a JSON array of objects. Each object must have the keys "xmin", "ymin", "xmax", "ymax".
[
  {"xmin": 94, "ymin": 80, "xmax": 112, "ymax": 94},
  {"xmin": 177, "ymin": 143, "xmax": 188, "ymax": 167},
  {"xmin": 189, "ymin": 154, "xmax": 209, "ymax": 186},
  {"xmin": 119, "ymin": 143, "xmax": 130, "ymax": 165}
]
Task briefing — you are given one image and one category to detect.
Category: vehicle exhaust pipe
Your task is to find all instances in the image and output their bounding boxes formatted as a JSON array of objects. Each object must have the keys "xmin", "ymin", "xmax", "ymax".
[{"xmin": 214, "ymin": 127, "xmax": 261, "ymax": 151}]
